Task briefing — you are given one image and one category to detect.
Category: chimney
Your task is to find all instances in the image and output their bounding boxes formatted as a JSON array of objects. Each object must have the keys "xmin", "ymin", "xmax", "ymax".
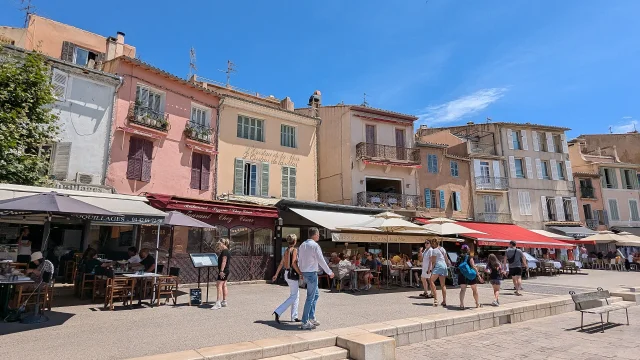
[
  {"xmin": 308, "ymin": 90, "xmax": 322, "ymax": 118},
  {"xmin": 280, "ymin": 97, "xmax": 294, "ymax": 111},
  {"xmin": 115, "ymin": 31, "xmax": 125, "ymax": 58},
  {"xmin": 106, "ymin": 36, "xmax": 117, "ymax": 61}
]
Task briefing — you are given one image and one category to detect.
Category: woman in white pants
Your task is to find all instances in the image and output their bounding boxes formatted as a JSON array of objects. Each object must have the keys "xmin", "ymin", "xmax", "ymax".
[{"xmin": 272, "ymin": 234, "xmax": 302, "ymax": 323}]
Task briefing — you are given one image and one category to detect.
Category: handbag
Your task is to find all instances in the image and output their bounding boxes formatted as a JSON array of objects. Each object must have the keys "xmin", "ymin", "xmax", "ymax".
[{"xmin": 287, "ymin": 248, "xmax": 300, "ymax": 281}]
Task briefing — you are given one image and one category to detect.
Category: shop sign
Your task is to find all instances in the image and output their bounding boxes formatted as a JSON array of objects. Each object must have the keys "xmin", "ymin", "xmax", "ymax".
[
  {"xmin": 183, "ymin": 211, "xmax": 256, "ymax": 225},
  {"xmin": 177, "ymin": 203, "xmax": 275, "ymax": 217},
  {"xmin": 72, "ymin": 214, "xmax": 164, "ymax": 224},
  {"xmin": 331, "ymin": 232, "xmax": 428, "ymax": 244}
]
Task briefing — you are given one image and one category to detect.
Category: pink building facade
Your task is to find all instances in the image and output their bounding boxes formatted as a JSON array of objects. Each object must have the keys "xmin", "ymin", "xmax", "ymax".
[{"xmin": 103, "ymin": 57, "xmax": 220, "ymax": 199}]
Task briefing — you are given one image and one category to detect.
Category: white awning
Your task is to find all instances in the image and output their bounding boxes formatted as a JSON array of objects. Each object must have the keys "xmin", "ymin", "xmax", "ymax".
[
  {"xmin": 73, "ymin": 196, "xmax": 164, "ymax": 217},
  {"xmin": 530, "ymin": 229, "xmax": 573, "ymax": 240},
  {"xmin": 288, "ymin": 208, "xmax": 375, "ymax": 231}
]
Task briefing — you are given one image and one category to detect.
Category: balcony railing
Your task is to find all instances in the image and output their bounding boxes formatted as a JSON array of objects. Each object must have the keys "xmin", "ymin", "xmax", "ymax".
[
  {"xmin": 475, "ymin": 176, "xmax": 509, "ymax": 191},
  {"xmin": 128, "ymin": 103, "xmax": 169, "ymax": 132},
  {"xmin": 184, "ymin": 121, "xmax": 213, "ymax": 144},
  {"xmin": 585, "ymin": 219, "xmax": 599, "ymax": 230},
  {"xmin": 475, "ymin": 212, "xmax": 512, "ymax": 224},
  {"xmin": 470, "ymin": 143, "xmax": 496, "ymax": 155},
  {"xmin": 580, "ymin": 187, "xmax": 596, "ymax": 199},
  {"xmin": 356, "ymin": 191, "xmax": 421, "ymax": 209},
  {"xmin": 355, "ymin": 142, "xmax": 420, "ymax": 164}
]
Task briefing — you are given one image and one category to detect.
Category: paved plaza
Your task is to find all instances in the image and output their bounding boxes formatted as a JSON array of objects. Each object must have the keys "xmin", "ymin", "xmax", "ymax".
[{"xmin": 0, "ymin": 269, "xmax": 638, "ymax": 360}]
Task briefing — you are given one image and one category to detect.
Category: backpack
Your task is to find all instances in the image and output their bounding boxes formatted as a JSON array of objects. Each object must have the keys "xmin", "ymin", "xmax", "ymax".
[{"xmin": 457, "ymin": 255, "xmax": 477, "ymax": 281}]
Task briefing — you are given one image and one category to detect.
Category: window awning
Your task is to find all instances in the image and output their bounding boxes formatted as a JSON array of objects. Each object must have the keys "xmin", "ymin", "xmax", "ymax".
[
  {"xmin": 549, "ymin": 226, "xmax": 596, "ymax": 239},
  {"xmin": 459, "ymin": 222, "xmax": 574, "ymax": 249},
  {"xmin": 288, "ymin": 208, "xmax": 374, "ymax": 231}
]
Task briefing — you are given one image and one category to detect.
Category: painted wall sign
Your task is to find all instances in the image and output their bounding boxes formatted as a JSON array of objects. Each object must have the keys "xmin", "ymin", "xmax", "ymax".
[
  {"xmin": 242, "ymin": 147, "xmax": 300, "ymax": 167},
  {"xmin": 331, "ymin": 232, "xmax": 430, "ymax": 244}
]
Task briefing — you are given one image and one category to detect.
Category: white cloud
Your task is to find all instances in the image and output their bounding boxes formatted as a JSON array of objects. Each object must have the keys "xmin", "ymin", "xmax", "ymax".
[
  {"xmin": 416, "ymin": 88, "xmax": 508, "ymax": 126},
  {"xmin": 610, "ymin": 117, "xmax": 638, "ymax": 133}
]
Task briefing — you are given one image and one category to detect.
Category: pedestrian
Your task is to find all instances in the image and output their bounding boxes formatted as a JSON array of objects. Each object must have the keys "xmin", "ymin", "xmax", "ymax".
[
  {"xmin": 16, "ymin": 226, "xmax": 32, "ymax": 264},
  {"xmin": 211, "ymin": 238, "xmax": 230, "ymax": 310},
  {"xmin": 272, "ymin": 234, "xmax": 302, "ymax": 323},
  {"xmin": 428, "ymin": 238, "xmax": 451, "ymax": 307},
  {"xmin": 456, "ymin": 245, "xmax": 480, "ymax": 309},
  {"xmin": 298, "ymin": 227, "xmax": 334, "ymax": 330},
  {"xmin": 503, "ymin": 241, "xmax": 527, "ymax": 296},
  {"xmin": 487, "ymin": 254, "xmax": 504, "ymax": 306},
  {"xmin": 419, "ymin": 240, "xmax": 432, "ymax": 298}
]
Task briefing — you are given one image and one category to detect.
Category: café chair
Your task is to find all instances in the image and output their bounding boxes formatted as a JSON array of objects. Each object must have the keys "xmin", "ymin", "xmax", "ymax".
[
  {"xmin": 79, "ymin": 273, "xmax": 97, "ymax": 300},
  {"xmin": 154, "ymin": 275, "xmax": 178, "ymax": 306},
  {"xmin": 92, "ymin": 275, "xmax": 108, "ymax": 302},
  {"xmin": 104, "ymin": 276, "xmax": 135, "ymax": 311}
]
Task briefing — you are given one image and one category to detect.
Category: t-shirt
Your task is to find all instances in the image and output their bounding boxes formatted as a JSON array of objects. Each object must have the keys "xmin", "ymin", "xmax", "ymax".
[
  {"xmin": 427, "ymin": 247, "xmax": 446, "ymax": 266},
  {"xmin": 367, "ymin": 259, "xmax": 377, "ymax": 271},
  {"xmin": 506, "ymin": 248, "xmax": 523, "ymax": 268},
  {"xmin": 219, "ymin": 249, "xmax": 230, "ymax": 274},
  {"xmin": 139, "ymin": 255, "xmax": 155, "ymax": 272},
  {"xmin": 83, "ymin": 258, "xmax": 102, "ymax": 274},
  {"xmin": 128, "ymin": 254, "xmax": 141, "ymax": 264}
]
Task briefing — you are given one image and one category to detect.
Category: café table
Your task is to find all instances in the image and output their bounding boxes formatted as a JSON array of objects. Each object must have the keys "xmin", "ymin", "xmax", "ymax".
[
  {"xmin": 352, "ymin": 268, "xmax": 372, "ymax": 291},
  {"xmin": 122, "ymin": 272, "xmax": 162, "ymax": 306},
  {"xmin": 408, "ymin": 267, "xmax": 422, "ymax": 287},
  {"xmin": 0, "ymin": 274, "xmax": 34, "ymax": 319}
]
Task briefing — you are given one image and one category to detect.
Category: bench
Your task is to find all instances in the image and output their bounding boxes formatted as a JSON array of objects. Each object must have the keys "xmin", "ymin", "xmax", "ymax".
[{"xmin": 570, "ymin": 288, "xmax": 635, "ymax": 332}]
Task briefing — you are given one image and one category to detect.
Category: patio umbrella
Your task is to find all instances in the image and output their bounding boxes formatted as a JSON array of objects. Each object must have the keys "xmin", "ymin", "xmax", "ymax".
[
  {"xmin": 615, "ymin": 232, "xmax": 640, "ymax": 247},
  {"xmin": 421, "ymin": 222, "xmax": 486, "ymax": 236},
  {"xmin": 428, "ymin": 217, "xmax": 456, "ymax": 224},
  {"xmin": 161, "ymin": 211, "xmax": 215, "ymax": 274},
  {"xmin": 580, "ymin": 231, "xmax": 627, "ymax": 244}
]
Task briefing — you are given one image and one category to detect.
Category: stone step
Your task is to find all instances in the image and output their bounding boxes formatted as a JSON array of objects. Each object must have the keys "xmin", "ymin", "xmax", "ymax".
[{"xmin": 261, "ymin": 346, "xmax": 348, "ymax": 360}]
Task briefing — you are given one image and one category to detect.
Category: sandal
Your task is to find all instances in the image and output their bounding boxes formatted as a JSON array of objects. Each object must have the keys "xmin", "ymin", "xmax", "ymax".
[
  {"xmin": 433, "ymin": 298, "xmax": 438, "ymax": 307},
  {"xmin": 441, "ymin": 302, "xmax": 447, "ymax": 307}
]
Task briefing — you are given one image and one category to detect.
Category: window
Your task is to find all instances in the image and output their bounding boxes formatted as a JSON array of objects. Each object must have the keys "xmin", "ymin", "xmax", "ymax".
[
  {"xmin": 450, "ymin": 161, "xmax": 459, "ymax": 177},
  {"xmin": 452, "ymin": 191, "xmax": 461, "ymax": 211},
  {"xmin": 514, "ymin": 158, "xmax": 525, "ymax": 178},
  {"xmin": 427, "ymin": 154, "xmax": 438, "ymax": 173},
  {"xmin": 579, "ymin": 178, "xmax": 595, "ymax": 198},
  {"xmin": 280, "ymin": 124, "xmax": 297, "ymax": 148},
  {"xmin": 608, "ymin": 199, "xmax": 620, "ymax": 221},
  {"xmin": 73, "ymin": 47, "xmax": 90, "ymax": 66},
  {"xmin": 541, "ymin": 161, "xmax": 550, "ymax": 180},
  {"xmin": 518, "ymin": 191, "xmax": 532, "ymax": 215},
  {"xmin": 237, "ymin": 115, "xmax": 265, "ymax": 142},
  {"xmin": 479, "ymin": 161, "xmax": 491, "ymax": 184},
  {"xmin": 234, "ymin": 159, "xmax": 269, "ymax": 196},
  {"xmin": 136, "ymin": 85, "xmax": 163, "ymax": 112},
  {"xmin": 281, "ymin": 166, "xmax": 297, "ymax": 198},
  {"xmin": 602, "ymin": 168, "xmax": 617, "ymax": 188},
  {"xmin": 190, "ymin": 153, "xmax": 211, "ymax": 190},
  {"xmin": 553, "ymin": 134, "xmax": 563, "ymax": 153},
  {"xmin": 126, "ymin": 137, "xmax": 153, "ymax": 182},
  {"xmin": 538, "ymin": 132, "xmax": 548, "ymax": 152},
  {"xmin": 596, "ymin": 210, "xmax": 606, "ymax": 225},
  {"xmin": 630, "ymin": 200, "xmax": 640, "ymax": 221},
  {"xmin": 546, "ymin": 197, "xmax": 557, "ymax": 221},
  {"xmin": 562, "ymin": 198, "xmax": 574, "ymax": 221},
  {"xmin": 191, "ymin": 106, "xmax": 208, "ymax": 127},
  {"xmin": 622, "ymin": 169, "xmax": 638, "ymax": 189},
  {"xmin": 424, "ymin": 189, "xmax": 444, "ymax": 209},
  {"xmin": 512, "ymin": 130, "xmax": 522, "ymax": 150},
  {"xmin": 483, "ymin": 195, "xmax": 497, "ymax": 213},
  {"xmin": 51, "ymin": 69, "xmax": 69, "ymax": 100},
  {"xmin": 583, "ymin": 204, "xmax": 592, "ymax": 220},
  {"xmin": 557, "ymin": 162, "xmax": 566, "ymax": 180}
]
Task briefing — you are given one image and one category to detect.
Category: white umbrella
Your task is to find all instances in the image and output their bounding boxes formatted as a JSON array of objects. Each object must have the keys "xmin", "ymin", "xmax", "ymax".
[
  {"xmin": 580, "ymin": 231, "xmax": 626, "ymax": 244},
  {"xmin": 422, "ymin": 222, "xmax": 486, "ymax": 236},
  {"xmin": 615, "ymin": 232, "xmax": 640, "ymax": 247},
  {"xmin": 427, "ymin": 217, "xmax": 456, "ymax": 224}
]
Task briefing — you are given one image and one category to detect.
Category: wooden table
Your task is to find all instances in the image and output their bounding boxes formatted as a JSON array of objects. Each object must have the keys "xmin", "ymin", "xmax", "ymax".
[{"xmin": 0, "ymin": 275, "xmax": 34, "ymax": 318}]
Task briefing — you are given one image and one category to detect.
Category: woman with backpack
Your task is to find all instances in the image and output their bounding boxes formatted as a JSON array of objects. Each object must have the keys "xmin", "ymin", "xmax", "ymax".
[
  {"xmin": 456, "ymin": 245, "xmax": 481, "ymax": 309},
  {"xmin": 428, "ymin": 238, "xmax": 451, "ymax": 307},
  {"xmin": 487, "ymin": 253, "xmax": 504, "ymax": 306}
]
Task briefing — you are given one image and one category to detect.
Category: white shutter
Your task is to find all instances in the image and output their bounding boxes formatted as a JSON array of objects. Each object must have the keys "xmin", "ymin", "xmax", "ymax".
[
  {"xmin": 561, "ymin": 134, "xmax": 569, "ymax": 154},
  {"xmin": 535, "ymin": 158, "xmax": 543, "ymax": 179},
  {"xmin": 508, "ymin": 156, "xmax": 516, "ymax": 178},
  {"xmin": 521, "ymin": 130, "xmax": 529, "ymax": 150},
  {"xmin": 518, "ymin": 191, "xmax": 526, "ymax": 215},
  {"xmin": 546, "ymin": 132, "xmax": 555, "ymax": 153},
  {"xmin": 550, "ymin": 159, "xmax": 558, "ymax": 180},
  {"xmin": 541, "ymin": 196, "xmax": 549, "ymax": 221},
  {"xmin": 289, "ymin": 167, "xmax": 297, "ymax": 199},
  {"xmin": 555, "ymin": 196, "xmax": 565, "ymax": 221},
  {"xmin": 261, "ymin": 163, "xmax": 269, "ymax": 197},
  {"xmin": 525, "ymin": 157, "xmax": 533, "ymax": 179},
  {"xmin": 51, "ymin": 142, "xmax": 72, "ymax": 180},
  {"xmin": 532, "ymin": 131, "xmax": 539, "ymax": 151},
  {"xmin": 52, "ymin": 69, "xmax": 69, "ymax": 101},
  {"xmin": 523, "ymin": 192, "xmax": 532, "ymax": 215},
  {"xmin": 473, "ymin": 159, "xmax": 482, "ymax": 177},
  {"xmin": 507, "ymin": 129, "xmax": 514, "ymax": 150},
  {"xmin": 565, "ymin": 160, "xmax": 573, "ymax": 182},
  {"xmin": 571, "ymin": 197, "xmax": 579, "ymax": 221},
  {"xmin": 492, "ymin": 160, "xmax": 501, "ymax": 178},
  {"xmin": 233, "ymin": 159, "xmax": 245, "ymax": 195}
]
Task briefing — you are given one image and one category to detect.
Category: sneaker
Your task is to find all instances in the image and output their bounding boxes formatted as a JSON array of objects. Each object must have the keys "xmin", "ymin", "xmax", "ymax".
[
  {"xmin": 491, "ymin": 300, "xmax": 499, "ymax": 307},
  {"xmin": 221, "ymin": 300, "xmax": 227, "ymax": 307},
  {"xmin": 300, "ymin": 322, "xmax": 316, "ymax": 330},
  {"xmin": 366, "ymin": 284, "xmax": 372, "ymax": 290},
  {"xmin": 309, "ymin": 319, "xmax": 320, "ymax": 326},
  {"xmin": 211, "ymin": 303, "xmax": 221, "ymax": 310}
]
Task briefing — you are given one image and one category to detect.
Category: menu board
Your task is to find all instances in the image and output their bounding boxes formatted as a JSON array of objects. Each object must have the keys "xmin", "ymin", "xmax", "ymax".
[
  {"xmin": 189, "ymin": 253, "xmax": 219, "ymax": 268},
  {"xmin": 189, "ymin": 288, "xmax": 202, "ymax": 306}
]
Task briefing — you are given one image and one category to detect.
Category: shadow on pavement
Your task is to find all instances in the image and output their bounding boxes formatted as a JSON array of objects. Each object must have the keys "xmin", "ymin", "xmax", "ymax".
[
  {"xmin": 254, "ymin": 319, "xmax": 302, "ymax": 331},
  {"xmin": 0, "ymin": 311, "xmax": 75, "ymax": 335},
  {"xmin": 564, "ymin": 321, "xmax": 624, "ymax": 334}
]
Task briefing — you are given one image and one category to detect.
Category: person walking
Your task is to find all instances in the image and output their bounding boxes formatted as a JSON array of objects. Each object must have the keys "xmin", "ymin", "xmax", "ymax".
[
  {"xmin": 211, "ymin": 238, "xmax": 230, "ymax": 310},
  {"xmin": 428, "ymin": 238, "xmax": 451, "ymax": 307},
  {"xmin": 418, "ymin": 240, "xmax": 432, "ymax": 298},
  {"xmin": 298, "ymin": 227, "xmax": 334, "ymax": 330},
  {"xmin": 456, "ymin": 245, "xmax": 480, "ymax": 309},
  {"xmin": 504, "ymin": 241, "xmax": 527, "ymax": 296},
  {"xmin": 272, "ymin": 234, "xmax": 302, "ymax": 323},
  {"xmin": 487, "ymin": 254, "xmax": 504, "ymax": 306}
]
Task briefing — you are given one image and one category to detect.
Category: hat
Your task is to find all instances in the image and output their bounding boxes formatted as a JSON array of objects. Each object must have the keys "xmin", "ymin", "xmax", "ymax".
[
  {"xmin": 31, "ymin": 251, "xmax": 43, "ymax": 262},
  {"xmin": 461, "ymin": 244, "xmax": 470, "ymax": 251}
]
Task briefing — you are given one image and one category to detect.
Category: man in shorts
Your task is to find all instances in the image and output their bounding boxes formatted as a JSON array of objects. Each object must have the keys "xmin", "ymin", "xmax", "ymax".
[
  {"xmin": 418, "ymin": 240, "xmax": 432, "ymax": 298},
  {"xmin": 504, "ymin": 241, "xmax": 527, "ymax": 296}
]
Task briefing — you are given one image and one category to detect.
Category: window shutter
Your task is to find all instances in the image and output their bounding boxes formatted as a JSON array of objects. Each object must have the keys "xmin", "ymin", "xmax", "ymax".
[
  {"xmin": 190, "ymin": 153, "xmax": 202, "ymax": 189},
  {"xmin": 565, "ymin": 161, "xmax": 573, "ymax": 182},
  {"xmin": 600, "ymin": 168, "xmax": 607, "ymax": 188},
  {"xmin": 541, "ymin": 196, "xmax": 549, "ymax": 221},
  {"xmin": 506, "ymin": 129, "xmax": 514, "ymax": 150},
  {"xmin": 609, "ymin": 199, "xmax": 619, "ymax": 221},
  {"xmin": 473, "ymin": 159, "xmax": 482, "ymax": 177},
  {"xmin": 60, "ymin": 41, "xmax": 76, "ymax": 63},
  {"xmin": 233, "ymin": 158, "xmax": 244, "ymax": 195},
  {"xmin": 52, "ymin": 69, "xmax": 69, "ymax": 101},
  {"xmin": 140, "ymin": 139, "xmax": 153, "ymax": 182},
  {"xmin": 518, "ymin": 191, "xmax": 526, "ymax": 215},
  {"xmin": 289, "ymin": 167, "xmax": 296, "ymax": 198},
  {"xmin": 439, "ymin": 190, "xmax": 446, "ymax": 209},
  {"xmin": 492, "ymin": 160, "xmax": 501, "ymax": 178},
  {"xmin": 455, "ymin": 191, "xmax": 461, "ymax": 211},
  {"xmin": 424, "ymin": 189, "xmax": 431, "ymax": 208},
  {"xmin": 260, "ymin": 162, "xmax": 269, "ymax": 197},
  {"xmin": 508, "ymin": 156, "xmax": 516, "ymax": 178},
  {"xmin": 612, "ymin": 169, "xmax": 619, "ymax": 188},
  {"xmin": 546, "ymin": 132, "xmax": 555, "ymax": 152},
  {"xmin": 51, "ymin": 142, "xmax": 72, "ymax": 180},
  {"xmin": 571, "ymin": 197, "xmax": 579, "ymax": 222},
  {"xmin": 633, "ymin": 170, "xmax": 640, "ymax": 189},
  {"xmin": 126, "ymin": 137, "xmax": 140, "ymax": 180},
  {"xmin": 550, "ymin": 159, "xmax": 558, "ymax": 180},
  {"xmin": 630, "ymin": 200, "xmax": 640, "ymax": 221},
  {"xmin": 561, "ymin": 134, "xmax": 569, "ymax": 153},
  {"xmin": 535, "ymin": 158, "xmax": 543, "ymax": 179},
  {"xmin": 620, "ymin": 169, "xmax": 627, "ymax": 189},
  {"xmin": 433, "ymin": 155, "xmax": 438, "ymax": 172},
  {"xmin": 201, "ymin": 155, "xmax": 211, "ymax": 191},
  {"xmin": 532, "ymin": 131, "xmax": 539, "ymax": 151},
  {"xmin": 524, "ymin": 192, "xmax": 532, "ymax": 215},
  {"xmin": 521, "ymin": 130, "xmax": 529, "ymax": 150},
  {"xmin": 555, "ymin": 196, "xmax": 565, "ymax": 221},
  {"xmin": 525, "ymin": 157, "xmax": 533, "ymax": 179}
]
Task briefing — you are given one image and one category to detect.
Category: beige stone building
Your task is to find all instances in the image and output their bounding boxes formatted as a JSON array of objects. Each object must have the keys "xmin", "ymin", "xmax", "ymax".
[
  {"xmin": 577, "ymin": 133, "xmax": 640, "ymax": 165},
  {"xmin": 296, "ymin": 96, "xmax": 420, "ymax": 215}
]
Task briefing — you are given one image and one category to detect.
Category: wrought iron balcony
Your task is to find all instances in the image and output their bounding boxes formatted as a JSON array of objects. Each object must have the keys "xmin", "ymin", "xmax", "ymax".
[
  {"xmin": 184, "ymin": 121, "xmax": 213, "ymax": 144},
  {"xmin": 474, "ymin": 176, "xmax": 509, "ymax": 191},
  {"xmin": 580, "ymin": 187, "xmax": 596, "ymax": 199},
  {"xmin": 355, "ymin": 142, "xmax": 420, "ymax": 164},
  {"xmin": 475, "ymin": 212, "xmax": 512, "ymax": 224},
  {"xmin": 356, "ymin": 191, "xmax": 421, "ymax": 209},
  {"xmin": 470, "ymin": 143, "xmax": 496, "ymax": 155},
  {"xmin": 585, "ymin": 219, "xmax": 599, "ymax": 230},
  {"xmin": 127, "ymin": 103, "xmax": 169, "ymax": 132}
]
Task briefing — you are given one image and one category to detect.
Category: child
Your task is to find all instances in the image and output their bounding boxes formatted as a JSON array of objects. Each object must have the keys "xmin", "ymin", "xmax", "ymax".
[{"xmin": 487, "ymin": 253, "xmax": 504, "ymax": 306}]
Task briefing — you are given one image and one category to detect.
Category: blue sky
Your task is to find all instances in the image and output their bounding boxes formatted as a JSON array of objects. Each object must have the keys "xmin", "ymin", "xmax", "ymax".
[{"xmin": 2, "ymin": 0, "xmax": 639, "ymax": 138}]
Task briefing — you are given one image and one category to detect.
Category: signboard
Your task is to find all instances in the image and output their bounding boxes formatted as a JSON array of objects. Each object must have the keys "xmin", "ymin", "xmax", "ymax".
[
  {"xmin": 331, "ymin": 232, "xmax": 433, "ymax": 244},
  {"xmin": 189, "ymin": 288, "xmax": 202, "ymax": 306},
  {"xmin": 72, "ymin": 214, "xmax": 164, "ymax": 224},
  {"xmin": 189, "ymin": 253, "xmax": 219, "ymax": 268}
]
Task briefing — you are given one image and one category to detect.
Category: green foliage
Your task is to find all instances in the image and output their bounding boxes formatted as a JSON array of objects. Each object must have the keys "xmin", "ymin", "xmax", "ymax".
[{"xmin": 0, "ymin": 49, "xmax": 59, "ymax": 186}]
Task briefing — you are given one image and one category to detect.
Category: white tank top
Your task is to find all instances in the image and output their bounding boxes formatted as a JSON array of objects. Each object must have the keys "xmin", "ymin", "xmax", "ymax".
[{"xmin": 18, "ymin": 240, "xmax": 31, "ymax": 255}]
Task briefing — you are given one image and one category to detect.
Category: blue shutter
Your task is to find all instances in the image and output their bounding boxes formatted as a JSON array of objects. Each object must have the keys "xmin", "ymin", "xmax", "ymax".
[
  {"xmin": 439, "ymin": 190, "xmax": 445, "ymax": 209},
  {"xmin": 434, "ymin": 155, "xmax": 438, "ymax": 173},
  {"xmin": 427, "ymin": 155, "xmax": 432, "ymax": 172},
  {"xmin": 424, "ymin": 188, "xmax": 431, "ymax": 208},
  {"xmin": 455, "ymin": 192, "xmax": 462, "ymax": 211}
]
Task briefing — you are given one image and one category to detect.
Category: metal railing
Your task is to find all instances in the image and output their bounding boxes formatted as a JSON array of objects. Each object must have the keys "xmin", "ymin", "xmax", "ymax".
[
  {"xmin": 128, "ymin": 103, "xmax": 169, "ymax": 131},
  {"xmin": 585, "ymin": 219, "xmax": 599, "ymax": 230},
  {"xmin": 580, "ymin": 187, "xmax": 596, "ymax": 199},
  {"xmin": 470, "ymin": 143, "xmax": 496, "ymax": 155},
  {"xmin": 184, "ymin": 121, "xmax": 213, "ymax": 144},
  {"xmin": 356, "ymin": 191, "xmax": 421, "ymax": 209},
  {"xmin": 475, "ymin": 212, "xmax": 512, "ymax": 224},
  {"xmin": 355, "ymin": 142, "xmax": 420, "ymax": 163},
  {"xmin": 474, "ymin": 176, "xmax": 509, "ymax": 191}
]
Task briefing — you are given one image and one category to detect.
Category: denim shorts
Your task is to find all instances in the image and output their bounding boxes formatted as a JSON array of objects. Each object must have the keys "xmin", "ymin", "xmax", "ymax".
[{"xmin": 432, "ymin": 263, "xmax": 448, "ymax": 276}]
